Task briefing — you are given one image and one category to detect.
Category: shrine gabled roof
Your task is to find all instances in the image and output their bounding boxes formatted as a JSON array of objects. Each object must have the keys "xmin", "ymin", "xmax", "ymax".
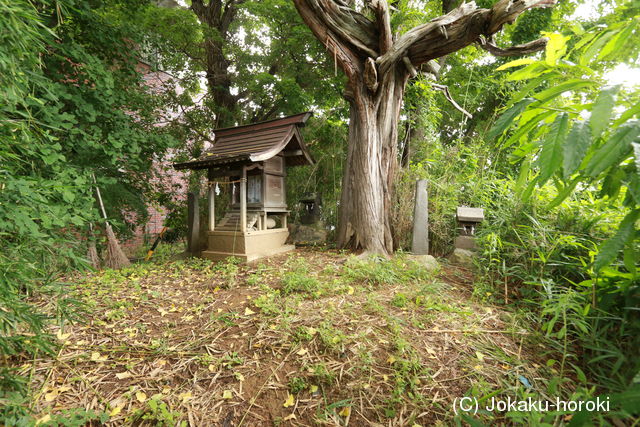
[{"xmin": 173, "ymin": 112, "xmax": 314, "ymax": 170}]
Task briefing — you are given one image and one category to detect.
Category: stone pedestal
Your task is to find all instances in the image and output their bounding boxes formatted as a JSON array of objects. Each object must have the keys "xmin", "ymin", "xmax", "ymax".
[
  {"xmin": 454, "ymin": 235, "xmax": 476, "ymax": 250},
  {"xmin": 203, "ymin": 229, "xmax": 294, "ymax": 262},
  {"xmin": 290, "ymin": 222, "xmax": 327, "ymax": 246}
]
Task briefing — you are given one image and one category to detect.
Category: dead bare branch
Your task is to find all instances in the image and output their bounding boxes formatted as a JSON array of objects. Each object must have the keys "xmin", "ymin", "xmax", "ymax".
[{"xmin": 432, "ymin": 83, "xmax": 472, "ymax": 119}]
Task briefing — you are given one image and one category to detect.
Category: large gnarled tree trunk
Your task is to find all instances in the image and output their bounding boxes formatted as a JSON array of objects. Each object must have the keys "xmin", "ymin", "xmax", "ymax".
[{"xmin": 293, "ymin": 0, "xmax": 555, "ymax": 255}]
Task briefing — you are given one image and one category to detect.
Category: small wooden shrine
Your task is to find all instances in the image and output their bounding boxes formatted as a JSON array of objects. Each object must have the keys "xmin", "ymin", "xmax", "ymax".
[
  {"xmin": 173, "ymin": 112, "xmax": 314, "ymax": 262},
  {"xmin": 454, "ymin": 206, "xmax": 484, "ymax": 250}
]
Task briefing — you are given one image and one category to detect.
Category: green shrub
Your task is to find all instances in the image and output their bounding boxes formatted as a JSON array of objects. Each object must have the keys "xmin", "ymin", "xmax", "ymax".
[{"xmin": 281, "ymin": 271, "xmax": 320, "ymax": 295}]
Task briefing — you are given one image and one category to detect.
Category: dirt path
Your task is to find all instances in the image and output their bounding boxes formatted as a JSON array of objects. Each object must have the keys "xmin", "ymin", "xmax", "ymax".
[{"xmin": 28, "ymin": 249, "xmax": 547, "ymax": 426}]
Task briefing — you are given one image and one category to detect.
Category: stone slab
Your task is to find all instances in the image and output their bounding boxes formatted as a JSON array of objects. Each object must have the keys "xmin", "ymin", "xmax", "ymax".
[{"xmin": 456, "ymin": 207, "xmax": 484, "ymax": 223}]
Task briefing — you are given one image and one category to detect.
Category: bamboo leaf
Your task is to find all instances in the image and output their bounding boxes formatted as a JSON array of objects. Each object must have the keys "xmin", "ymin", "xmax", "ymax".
[
  {"xmin": 506, "ymin": 62, "xmax": 552, "ymax": 81},
  {"xmin": 543, "ymin": 32, "xmax": 568, "ymax": 65},
  {"xmin": 599, "ymin": 167, "xmax": 625, "ymax": 199},
  {"xmin": 633, "ymin": 142, "xmax": 640, "ymax": 173},
  {"xmin": 598, "ymin": 21, "xmax": 637, "ymax": 60},
  {"xmin": 623, "ymin": 246, "xmax": 637, "ymax": 276},
  {"xmin": 488, "ymin": 98, "xmax": 536, "ymax": 140},
  {"xmin": 590, "ymin": 85, "xmax": 620, "ymax": 139},
  {"xmin": 594, "ymin": 210, "xmax": 640, "ymax": 271},
  {"xmin": 627, "ymin": 175, "xmax": 640, "ymax": 205},
  {"xmin": 580, "ymin": 30, "xmax": 617, "ymax": 66},
  {"xmin": 549, "ymin": 176, "xmax": 581, "ymax": 208},
  {"xmin": 585, "ymin": 121, "xmax": 640, "ymax": 177},
  {"xmin": 509, "ymin": 75, "xmax": 549, "ymax": 105},
  {"xmin": 537, "ymin": 113, "xmax": 569, "ymax": 185},
  {"xmin": 515, "ymin": 156, "xmax": 532, "ymax": 195},
  {"xmin": 496, "ymin": 58, "xmax": 537, "ymax": 71},
  {"xmin": 502, "ymin": 111, "xmax": 555, "ymax": 149},
  {"xmin": 614, "ymin": 102, "xmax": 640, "ymax": 127},
  {"xmin": 533, "ymin": 79, "xmax": 595, "ymax": 106},
  {"xmin": 562, "ymin": 121, "xmax": 592, "ymax": 178}
]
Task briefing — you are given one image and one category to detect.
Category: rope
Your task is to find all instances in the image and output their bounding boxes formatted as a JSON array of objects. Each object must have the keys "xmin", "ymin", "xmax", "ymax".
[{"xmin": 207, "ymin": 178, "xmax": 246, "ymax": 187}]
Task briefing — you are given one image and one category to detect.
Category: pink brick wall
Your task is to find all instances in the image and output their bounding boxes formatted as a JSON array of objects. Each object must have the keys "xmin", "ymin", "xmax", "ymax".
[{"xmin": 120, "ymin": 63, "xmax": 190, "ymax": 256}]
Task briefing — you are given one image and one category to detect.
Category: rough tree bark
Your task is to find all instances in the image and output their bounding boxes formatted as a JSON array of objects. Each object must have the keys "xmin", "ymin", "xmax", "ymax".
[
  {"xmin": 191, "ymin": 0, "xmax": 245, "ymax": 127},
  {"xmin": 293, "ymin": 0, "xmax": 555, "ymax": 256}
]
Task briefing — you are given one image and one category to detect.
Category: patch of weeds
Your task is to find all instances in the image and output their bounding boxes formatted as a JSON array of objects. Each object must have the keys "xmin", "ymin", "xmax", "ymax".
[
  {"xmin": 214, "ymin": 260, "xmax": 240, "ymax": 288},
  {"xmin": 342, "ymin": 254, "xmax": 435, "ymax": 288},
  {"xmin": 197, "ymin": 353, "xmax": 215, "ymax": 367},
  {"xmin": 292, "ymin": 326, "xmax": 316, "ymax": 343},
  {"xmin": 317, "ymin": 322, "xmax": 347, "ymax": 353},
  {"xmin": 209, "ymin": 311, "xmax": 238, "ymax": 326},
  {"xmin": 130, "ymin": 397, "xmax": 185, "ymax": 426},
  {"xmin": 394, "ymin": 255, "xmax": 437, "ymax": 282},
  {"xmin": 384, "ymin": 352, "xmax": 427, "ymax": 418},
  {"xmin": 342, "ymin": 257, "xmax": 399, "ymax": 287},
  {"xmin": 358, "ymin": 349, "xmax": 374, "ymax": 372},
  {"xmin": 472, "ymin": 280, "xmax": 497, "ymax": 303},
  {"xmin": 150, "ymin": 338, "xmax": 170, "ymax": 354},
  {"xmin": 320, "ymin": 265, "xmax": 338, "ymax": 276},
  {"xmin": 391, "ymin": 292, "xmax": 409, "ymax": 308},
  {"xmin": 105, "ymin": 308, "xmax": 127, "ymax": 321},
  {"xmin": 364, "ymin": 294, "xmax": 387, "ymax": 315},
  {"xmin": 253, "ymin": 291, "xmax": 282, "ymax": 316},
  {"xmin": 288, "ymin": 376, "xmax": 308, "ymax": 394},
  {"xmin": 38, "ymin": 408, "xmax": 108, "ymax": 427},
  {"xmin": 283, "ymin": 255, "xmax": 310, "ymax": 273},
  {"xmin": 281, "ymin": 271, "xmax": 320, "ymax": 296},
  {"xmin": 221, "ymin": 352, "xmax": 244, "ymax": 368},
  {"xmin": 417, "ymin": 280, "xmax": 445, "ymax": 294},
  {"xmin": 317, "ymin": 399, "xmax": 352, "ymax": 423},
  {"xmin": 306, "ymin": 362, "xmax": 335, "ymax": 385},
  {"xmin": 414, "ymin": 292, "xmax": 472, "ymax": 316},
  {"xmin": 246, "ymin": 273, "xmax": 262, "ymax": 287},
  {"xmin": 135, "ymin": 322, "xmax": 148, "ymax": 335},
  {"xmin": 392, "ymin": 336, "xmax": 411, "ymax": 354}
]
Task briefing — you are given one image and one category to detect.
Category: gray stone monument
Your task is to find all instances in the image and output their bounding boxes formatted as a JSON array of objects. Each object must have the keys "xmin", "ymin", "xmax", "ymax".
[{"xmin": 411, "ymin": 179, "xmax": 429, "ymax": 255}]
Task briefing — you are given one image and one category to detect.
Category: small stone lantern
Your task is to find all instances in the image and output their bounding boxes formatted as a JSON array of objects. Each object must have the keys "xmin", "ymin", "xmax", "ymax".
[
  {"xmin": 299, "ymin": 193, "xmax": 321, "ymax": 225},
  {"xmin": 454, "ymin": 207, "xmax": 484, "ymax": 250}
]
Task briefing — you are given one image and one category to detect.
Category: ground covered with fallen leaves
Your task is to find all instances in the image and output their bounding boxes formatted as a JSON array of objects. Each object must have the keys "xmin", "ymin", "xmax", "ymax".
[{"xmin": 26, "ymin": 248, "xmax": 556, "ymax": 426}]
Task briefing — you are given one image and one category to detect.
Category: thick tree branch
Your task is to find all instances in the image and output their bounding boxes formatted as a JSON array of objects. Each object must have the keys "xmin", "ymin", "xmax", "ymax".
[
  {"xmin": 488, "ymin": 0, "xmax": 556, "ymax": 33},
  {"xmin": 190, "ymin": 0, "xmax": 206, "ymax": 18},
  {"xmin": 478, "ymin": 35, "xmax": 548, "ymax": 56},
  {"xmin": 292, "ymin": 1, "xmax": 365, "ymax": 80},
  {"xmin": 293, "ymin": 0, "xmax": 379, "ymax": 59},
  {"xmin": 377, "ymin": 0, "xmax": 556, "ymax": 76},
  {"xmin": 368, "ymin": 0, "xmax": 393, "ymax": 54}
]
